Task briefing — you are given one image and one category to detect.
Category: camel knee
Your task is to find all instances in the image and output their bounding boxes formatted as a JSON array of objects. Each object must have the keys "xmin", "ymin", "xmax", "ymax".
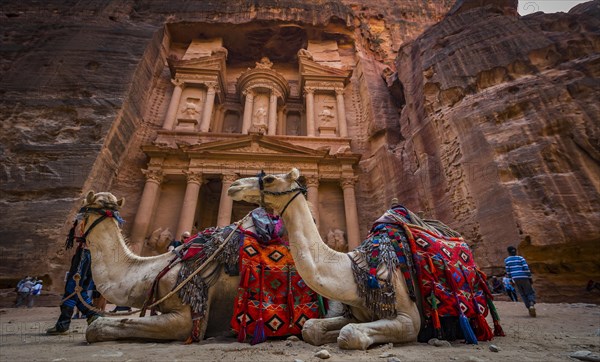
[
  {"xmin": 337, "ymin": 324, "xmax": 372, "ymax": 350},
  {"xmin": 302, "ymin": 319, "xmax": 326, "ymax": 346}
]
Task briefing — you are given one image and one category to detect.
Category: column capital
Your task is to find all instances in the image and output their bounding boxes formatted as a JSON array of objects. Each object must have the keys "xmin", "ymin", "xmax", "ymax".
[
  {"xmin": 335, "ymin": 88, "xmax": 345, "ymax": 96},
  {"xmin": 205, "ymin": 82, "xmax": 219, "ymax": 93},
  {"xmin": 305, "ymin": 174, "xmax": 320, "ymax": 187},
  {"xmin": 183, "ymin": 170, "xmax": 203, "ymax": 184},
  {"xmin": 242, "ymin": 89, "xmax": 255, "ymax": 98},
  {"xmin": 221, "ymin": 173, "xmax": 238, "ymax": 183},
  {"xmin": 304, "ymin": 87, "xmax": 315, "ymax": 95},
  {"xmin": 171, "ymin": 78, "xmax": 185, "ymax": 87},
  {"xmin": 142, "ymin": 169, "xmax": 163, "ymax": 184},
  {"xmin": 340, "ymin": 176, "xmax": 358, "ymax": 189}
]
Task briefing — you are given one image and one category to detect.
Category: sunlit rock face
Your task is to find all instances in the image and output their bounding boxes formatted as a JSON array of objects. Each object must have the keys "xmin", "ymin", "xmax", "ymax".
[{"xmin": 378, "ymin": 0, "xmax": 599, "ymax": 301}]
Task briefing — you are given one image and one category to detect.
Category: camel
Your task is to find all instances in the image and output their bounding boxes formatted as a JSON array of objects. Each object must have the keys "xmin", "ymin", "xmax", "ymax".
[
  {"xmin": 228, "ymin": 168, "xmax": 421, "ymax": 350},
  {"xmin": 79, "ymin": 191, "xmax": 248, "ymax": 342},
  {"xmin": 142, "ymin": 227, "xmax": 173, "ymax": 256}
]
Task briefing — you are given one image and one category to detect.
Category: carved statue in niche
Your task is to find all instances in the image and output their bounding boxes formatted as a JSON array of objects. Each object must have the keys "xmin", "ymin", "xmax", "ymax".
[
  {"xmin": 297, "ymin": 48, "xmax": 314, "ymax": 60},
  {"xmin": 255, "ymin": 57, "xmax": 273, "ymax": 70},
  {"xmin": 326, "ymin": 229, "xmax": 347, "ymax": 252},
  {"xmin": 318, "ymin": 105, "xmax": 335, "ymax": 124},
  {"xmin": 251, "ymin": 105, "xmax": 268, "ymax": 134},
  {"xmin": 224, "ymin": 125, "xmax": 237, "ymax": 133},
  {"xmin": 180, "ymin": 98, "xmax": 202, "ymax": 119}
]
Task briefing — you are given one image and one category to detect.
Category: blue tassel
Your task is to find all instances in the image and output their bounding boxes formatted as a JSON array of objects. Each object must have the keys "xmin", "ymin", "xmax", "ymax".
[
  {"xmin": 367, "ymin": 275, "xmax": 380, "ymax": 289},
  {"xmin": 250, "ymin": 318, "xmax": 266, "ymax": 345},
  {"xmin": 459, "ymin": 315, "xmax": 478, "ymax": 344}
]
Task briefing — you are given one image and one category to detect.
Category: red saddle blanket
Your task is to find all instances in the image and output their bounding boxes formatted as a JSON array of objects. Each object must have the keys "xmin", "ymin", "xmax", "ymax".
[{"xmin": 231, "ymin": 232, "xmax": 322, "ymax": 344}]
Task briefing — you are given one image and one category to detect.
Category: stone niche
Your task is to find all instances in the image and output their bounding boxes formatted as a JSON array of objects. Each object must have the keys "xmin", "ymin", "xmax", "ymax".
[{"xmin": 176, "ymin": 87, "xmax": 205, "ymax": 131}]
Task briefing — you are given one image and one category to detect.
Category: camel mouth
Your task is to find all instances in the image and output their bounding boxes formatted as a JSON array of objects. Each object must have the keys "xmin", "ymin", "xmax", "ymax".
[{"xmin": 227, "ymin": 186, "xmax": 243, "ymax": 200}]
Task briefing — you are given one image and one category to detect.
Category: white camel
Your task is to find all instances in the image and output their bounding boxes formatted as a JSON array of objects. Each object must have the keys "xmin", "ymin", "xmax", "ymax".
[
  {"xmin": 79, "ymin": 191, "xmax": 246, "ymax": 342},
  {"xmin": 228, "ymin": 168, "xmax": 421, "ymax": 350}
]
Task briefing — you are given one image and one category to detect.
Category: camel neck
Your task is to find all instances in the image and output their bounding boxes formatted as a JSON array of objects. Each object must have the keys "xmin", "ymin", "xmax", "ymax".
[
  {"xmin": 85, "ymin": 216, "xmax": 169, "ymax": 306},
  {"xmin": 278, "ymin": 193, "xmax": 362, "ymax": 305}
]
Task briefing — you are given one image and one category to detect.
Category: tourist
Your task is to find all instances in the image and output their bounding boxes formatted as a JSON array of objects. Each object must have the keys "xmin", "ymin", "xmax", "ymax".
[
  {"xmin": 168, "ymin": 231, "xmax": 190, "ymax": 252},
  {"xmin": 490, "ymin": 276, "xmax": 504, "ymax": 294},
  {"xmin": 14, "ymin": 276, "xmax": 34, "ymax": 307},
  {"xmin": 503, "ymin": 273, "xmax": 518, "ymax": 302},
  {"xmin": 505, "ymin": 245, "xmax": 536, "ymax": 317},
  {"xmin": 28, "ymin": 279, "xmax": 43, "ymax": 308}
]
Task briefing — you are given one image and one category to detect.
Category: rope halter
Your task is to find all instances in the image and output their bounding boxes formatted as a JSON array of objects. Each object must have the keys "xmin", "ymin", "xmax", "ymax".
[
  {"xmin": 65, "ymin": 206, "xmax": 125, "ymax": 249},
  {"xmin": 257, "ymin": 170, "xmax": 307, "ymax": 218}
]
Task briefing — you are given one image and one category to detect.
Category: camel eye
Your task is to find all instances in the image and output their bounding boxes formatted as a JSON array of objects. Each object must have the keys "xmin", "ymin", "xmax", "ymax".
[{"xmin": 263, "ymin": 175, "xmax": 275, "ymax": 184}]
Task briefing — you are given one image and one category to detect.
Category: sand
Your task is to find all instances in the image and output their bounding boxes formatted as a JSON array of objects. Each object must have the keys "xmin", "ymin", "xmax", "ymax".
[{"xmin": 1, "ymin": 300, "xmax": 599, "ymax": 362}]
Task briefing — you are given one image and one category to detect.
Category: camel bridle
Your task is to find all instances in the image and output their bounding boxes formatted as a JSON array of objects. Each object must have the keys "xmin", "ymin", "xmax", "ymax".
[{"xmin": 257, "ymin": 170, "xmax": 307, "ymax": 218}]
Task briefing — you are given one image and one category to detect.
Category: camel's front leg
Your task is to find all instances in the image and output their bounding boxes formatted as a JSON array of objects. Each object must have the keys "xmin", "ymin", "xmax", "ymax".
[
  {"xmin": 302, "ymin": 316, "xmax": 354, "ymax": 345},
  {"xmin": 85, "ymin": 307, "xmax": 192, "ymax": 342},
  {"xmin": 337, "ymin": 313, "xmax": 419, "ymax": 350}
]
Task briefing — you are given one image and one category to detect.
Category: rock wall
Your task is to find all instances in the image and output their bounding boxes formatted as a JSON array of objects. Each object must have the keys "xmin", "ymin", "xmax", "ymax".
[
  {"xmin": 0, "ymin": 0, "xmax": 452, "ymax": 289},
  {"xmin": 379, "ymin": 0, "xmax": 600, "ymax": 301}
]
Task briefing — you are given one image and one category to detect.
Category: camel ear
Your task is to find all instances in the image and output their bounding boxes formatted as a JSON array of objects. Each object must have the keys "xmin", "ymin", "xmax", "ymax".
[
  {"xmin": 85, "ymin": 191, "xmax": 95, "ymax": 205},
  {"xmin": 116, "ymin": 197, "xmax": 125, "ymax": 209},
  {"xmin": 286, "ymin": 168, "xmax": 300, "ymax": 181}
]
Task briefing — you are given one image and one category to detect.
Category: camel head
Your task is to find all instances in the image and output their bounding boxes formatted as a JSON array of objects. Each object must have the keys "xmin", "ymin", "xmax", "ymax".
[
  {"xmin": 227, "ymin": 168, "xmax": 303, "ymax": 212},
  {"xmin": 83, "ymin": 191, "xmax": 125, "ymax": 210}
]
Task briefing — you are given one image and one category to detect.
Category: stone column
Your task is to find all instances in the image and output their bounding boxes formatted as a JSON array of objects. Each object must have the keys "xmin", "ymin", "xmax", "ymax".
[
  {"xmin": 305, "ymin": 87, "xmax": 315, "ymax": 137},
  {"xmin": 162, "ymin": 79, "xmax": 184, "ymax": 130},
  {"xmin": 306, "ymin": 175, "xmax": 320, "ymax": 227},
  {"xmin": 267, "ymin": 92, "xmax": 277, "ymax": 136},
  {"xmin": 130, "ymin": 169, "xmax": 163, "ymax": 250},
  {"xmin": 277, "ymin": 108, "xmax": 285, "ymax": 135},
  {"xmin": 341, "ymin": 176, "xmax": 361, "ymax": 250},
  {"xmin": 199, "ymin": 83, "xmax": 217, "ymax": 132},
  {"xmin": 176, "ymin": 171, "xmax": 203, "ymax": 238},
  {"xmin": 217, "ymin": 173, "xmax": 237, "ymax": 227},
  {"xmin": 335, "ymin": 88, "xmax": 349, "ymax": 137},
  {"xmin": 241, "ymin": 90, "xmax": 254, "ymax": 134}
]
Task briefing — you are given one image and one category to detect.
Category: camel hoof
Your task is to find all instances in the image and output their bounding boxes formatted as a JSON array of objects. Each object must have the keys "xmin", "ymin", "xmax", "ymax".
[{"xmin": 337, "ymin": 324, "xmax": 372, "ymax": 350}]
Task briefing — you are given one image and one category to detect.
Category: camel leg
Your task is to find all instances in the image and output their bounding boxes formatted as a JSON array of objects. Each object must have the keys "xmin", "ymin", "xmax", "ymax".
[
  {"xmin": 85, "ymin": 309, "xmax": 192, "ymax": 342},
  {"xmin": 337, "ymin": 313, "xmax": 419, "ymax": 350},
  {"xmin": 302, "ymin": 316, "xmax": 354, "ymax": 345}
]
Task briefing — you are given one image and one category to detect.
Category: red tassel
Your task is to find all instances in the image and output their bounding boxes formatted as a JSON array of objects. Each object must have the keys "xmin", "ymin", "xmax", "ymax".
[
  {"xmin": 250, "ymin": 263, "xmax": 267, "ymax": 345},
  {"xmin": 475, "ymin": 314, "xmax": 494, "ymax": 341},
  {"xmin": 287, "ymin": 265, "xmax": 295, "ymax": 327},
  {"xmin": 493, "ymin": 319, "xmax": 505, "ymax": 337}
]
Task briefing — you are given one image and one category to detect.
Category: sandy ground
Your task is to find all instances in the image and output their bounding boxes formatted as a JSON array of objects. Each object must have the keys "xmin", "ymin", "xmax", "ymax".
[{"xmin": 0, "ymin": 301, "xmax": 599, "ymax": 362}]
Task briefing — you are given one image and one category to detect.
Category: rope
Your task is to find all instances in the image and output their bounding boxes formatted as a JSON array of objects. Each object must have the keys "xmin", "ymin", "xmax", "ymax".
[{"xmin": 143, "ymin": 214, "xmax": 249, "ymax": 311}]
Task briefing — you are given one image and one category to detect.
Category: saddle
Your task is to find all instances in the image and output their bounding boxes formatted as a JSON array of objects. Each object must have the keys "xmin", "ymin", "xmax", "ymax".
[{"xmin": 231, "ymin": 218, "xmax": 324, "ymax": 344}]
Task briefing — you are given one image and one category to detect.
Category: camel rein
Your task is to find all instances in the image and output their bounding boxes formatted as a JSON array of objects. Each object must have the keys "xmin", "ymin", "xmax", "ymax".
[{"xmin": 64, "ymin": 208, "xmax": 248, "ymax": 316}]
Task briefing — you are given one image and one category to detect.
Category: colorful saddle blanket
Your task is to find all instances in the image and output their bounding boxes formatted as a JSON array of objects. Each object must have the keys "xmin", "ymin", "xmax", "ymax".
[
  {"xmin": 351, "ymin": 206, "xmax": 502, "ymax": 342},
  {"xmin": 231, "ymin": 230, "xmax": 323, "ymax": 344}
]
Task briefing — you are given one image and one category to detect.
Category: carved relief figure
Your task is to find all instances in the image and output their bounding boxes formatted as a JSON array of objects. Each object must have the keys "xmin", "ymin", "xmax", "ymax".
[
  {"xmin": 318, "ymin": 105, "xmax": 335, "ymax": 124},
  {"xmin": 180, "ymin": 98, "xmax": 202, "ymax": 118},
  {"xmin": 255, "ymin": 56, "xmax": 273, "ymax": 69},
  {"xmin": 251, "ymin": 105, "xmax": 268, "ymax": 133}
]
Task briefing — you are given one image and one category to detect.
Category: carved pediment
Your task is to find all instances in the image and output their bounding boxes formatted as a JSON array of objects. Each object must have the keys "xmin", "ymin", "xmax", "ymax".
[
  {"xmin": 183, "ymin": 135, "xmax": 328, "ymax": 157},
  {"xmin": 299, "ymin": 56, "xmax": 352, "ymax": 89}
]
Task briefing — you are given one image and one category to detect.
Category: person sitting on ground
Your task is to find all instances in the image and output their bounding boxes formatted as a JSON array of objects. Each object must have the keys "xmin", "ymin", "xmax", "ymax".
[
  {"xmin": 28, "ymin": 280, "xmax": 43, "ymax": 308},
  {"xmin": 14, "ymin": 276, "xmax": 34, "ymax": 308},
  {"xmin": 491, "ymin": 276, "xmax": 504, "ymax": 294}
]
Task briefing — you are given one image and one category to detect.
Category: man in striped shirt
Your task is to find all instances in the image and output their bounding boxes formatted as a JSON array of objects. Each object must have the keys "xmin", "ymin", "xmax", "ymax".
[{"xmin": 505, "ymin": 246, "xmax": 537, "ymax": 317}]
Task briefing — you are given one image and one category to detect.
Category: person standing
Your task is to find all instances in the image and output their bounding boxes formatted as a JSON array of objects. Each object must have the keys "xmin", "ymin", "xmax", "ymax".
[
  {"xmin": 505, "ymin": 246, "xmax": 536, "ymax": 317},
  {"xmin": 46, "ymin": 215, "xmax": 101, "ymax": 334},
  {"xmin": 502, "ymin": 273, "xmax": 518, "ymax": 302}
]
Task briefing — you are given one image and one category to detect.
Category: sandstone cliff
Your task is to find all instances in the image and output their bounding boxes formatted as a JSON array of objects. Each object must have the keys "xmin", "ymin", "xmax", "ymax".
[
  {"xmin": 365, "ymin": 0, "xmax": 599, "ymax": 301},
  {"xmin": 0, "ymin": 0, "xmax": 452, "ymax": 289}
]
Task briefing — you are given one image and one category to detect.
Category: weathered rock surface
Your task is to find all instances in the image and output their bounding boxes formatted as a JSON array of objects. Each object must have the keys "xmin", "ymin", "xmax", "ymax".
[
  {"xmin": 371, "ymin": 0, "xmax": 600, "ymax": 301},
  {"xmin": 0, "ymin": 1, "xmax": 452, "ymax": 288}
]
